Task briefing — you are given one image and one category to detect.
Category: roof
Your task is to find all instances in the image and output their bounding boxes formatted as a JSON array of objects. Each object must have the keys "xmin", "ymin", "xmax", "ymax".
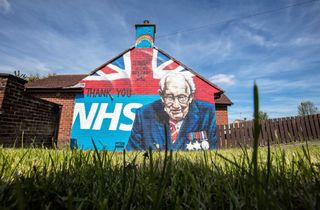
[
  {"xmin": 26, "ymin": 74, "xmax": 87, "ymax": 89},
  {"xmin": 26, "ymin": 74, "xmax": 87, "ymax": 93},
  {"xmin": 215, "ymin": 94, "xmax": 233, "ymax": 105}
]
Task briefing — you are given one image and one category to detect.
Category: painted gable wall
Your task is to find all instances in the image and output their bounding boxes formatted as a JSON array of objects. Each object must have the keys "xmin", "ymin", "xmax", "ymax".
[{"xmin": 71, "ymin": 47, "xmax": 219, "ymax": 150}]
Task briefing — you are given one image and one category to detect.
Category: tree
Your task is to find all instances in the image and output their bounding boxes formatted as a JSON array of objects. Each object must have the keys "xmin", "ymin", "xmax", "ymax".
[
  {"xmin": 298, "ymin": 101, "xmax": 318, "ymax": 116},
  {"xmin": 258, "ymin": 111, "xmax": 268, "ymax": 120},
  {"xmin": 27, "ymin": 73, "xmax": 41, "ymax": 82},
  {"xmin": 252, "ymin": 111, "xmax": 268, "ymax": 120},
  {"xmin": 12, "ymin": 70, "xmax": 55, "ymax": 82}
]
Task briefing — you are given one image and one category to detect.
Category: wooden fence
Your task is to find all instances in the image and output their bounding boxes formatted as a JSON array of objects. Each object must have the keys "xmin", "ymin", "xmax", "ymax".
[{"xmin": 216, "ymin": 114, "xmax": 320, "ymax": 149}]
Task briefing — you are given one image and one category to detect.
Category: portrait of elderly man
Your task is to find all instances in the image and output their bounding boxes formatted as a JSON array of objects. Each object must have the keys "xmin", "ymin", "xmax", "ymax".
[{"xmin": 126, "ymin": 72, "xmax": 217, "ymax": 151}]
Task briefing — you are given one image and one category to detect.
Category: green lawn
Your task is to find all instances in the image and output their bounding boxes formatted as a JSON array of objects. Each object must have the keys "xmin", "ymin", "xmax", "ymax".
[{"xmin": 0, "ymin": 142, "xmax": 319, "ymax": 209}]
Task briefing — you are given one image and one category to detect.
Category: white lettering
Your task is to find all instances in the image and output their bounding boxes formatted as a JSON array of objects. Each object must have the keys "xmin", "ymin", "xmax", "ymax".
[
  {"xmin": 72, "ymin": 103, "xmax": 99, "ymax": 129},
  {"xmin": 119, "ymin": 103, "xmax": 143, "ymax": 131},
  {"xmin": 93, "ymin": 103, "xmax": 123, "ymax": 130}
]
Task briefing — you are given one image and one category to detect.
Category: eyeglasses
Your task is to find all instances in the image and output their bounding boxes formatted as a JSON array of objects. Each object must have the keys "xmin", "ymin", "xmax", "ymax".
[{"xmin": 163, "ymin": 94, "xmax": 190, "ymax": 104}]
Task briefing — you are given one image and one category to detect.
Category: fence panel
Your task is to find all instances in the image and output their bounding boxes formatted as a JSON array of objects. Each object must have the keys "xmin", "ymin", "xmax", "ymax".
[
  {"xmin": 308, "ymin": 115, "xmax": 316, "ymax": 139},
  {"xmin": 230, "ymin": 123, "xmax": 236, "ymax": 148},
  {"xmin": 297, "ymin": 116, "xmax": 305, "ymax": 141},
  {"xmin": 260, "ymin": 121, "xmax": 265, "ymax": 146},
  {"xmin": 226, "ymin": 124, "xmax": 232, "ymax": 148},
  {"xmin": 248, "ymin": 121, "xmax": 254, "ymax": 147},
  {"xmin": 265, "ymin": 119, "xmax": 273, "ymax": 145},
  {"xmin": 286, "ymin": 117, "xmax": 295, "ymax": 142},
  {"xmin": 216, "ymin": 114, "xmax": 320, "ymax": 149},
  {"xmin": 283, "ymin": 118, "xmax": 290, "ymax": 143},
  {"xmin": 313, "ymin": 114, "xmax": 320, "ymax": 138},
  {"xmin": 273, "ymin": 119, "xmax": 280, "ymax": 144},
  {"xmin": 304, "ymin": 115, "xmax": 312, "ymax": 140}
]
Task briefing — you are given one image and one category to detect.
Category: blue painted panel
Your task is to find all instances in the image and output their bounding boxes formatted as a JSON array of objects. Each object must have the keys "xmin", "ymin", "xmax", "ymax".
[
  {"xmin": 135, "ymin": 25, "xmax": 155, "ymax": 48},
  {"xmin": 71, "ymin": 94, "xmax": 159, "ymax": 150},
  {"xmin": 111, "ymin": 56, "xmax": 125, "ymax": 69},
  {"xmin": 157, "ymin": 51, "xmax": 170, "ymax": 67}
]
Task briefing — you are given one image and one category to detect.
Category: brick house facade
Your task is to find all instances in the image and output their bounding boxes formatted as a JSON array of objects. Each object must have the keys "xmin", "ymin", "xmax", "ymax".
[{"xmin": 28, "ymin": 93, "xmax": 76, "ymax": 147}]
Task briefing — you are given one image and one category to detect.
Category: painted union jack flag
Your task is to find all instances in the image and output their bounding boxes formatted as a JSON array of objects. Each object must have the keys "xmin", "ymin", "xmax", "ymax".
[
  {"xmin": 152, "ymin": 49, "xmax": 193, "ymax": 79},
  {"xmin": 79, "ymin": 47, "xmax": 217, "ymax": 103},
  {"xmin": 82, "ymin": 48, "xmax": 192, "ymax": 80},
  {"xmin": 83, "ymin": 51, "xmax": 132, "ymax": 81}
]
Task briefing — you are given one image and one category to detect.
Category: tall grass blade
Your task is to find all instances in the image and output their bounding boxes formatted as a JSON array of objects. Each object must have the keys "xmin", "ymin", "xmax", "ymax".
[
  {"xmin": 154, "ymin": 124, "xmax": 170, "ymax": 210},
  {"xmin": 9, "ymin": 149, "xmax": 29, "ymax": 179},
  {"xmin": 91, "ymin": 137, "xmax": 102, "ymax": 168},
  {"xmin": 122, "ymin": 149, "xmax": 126, "ymax": 198},
  {"xmin": 252, "ymin": 82, "xmax": 261, "ymax": 181}
]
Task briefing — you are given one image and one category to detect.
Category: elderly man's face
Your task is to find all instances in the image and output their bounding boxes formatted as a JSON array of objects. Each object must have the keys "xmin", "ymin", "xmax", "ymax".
[{"xmin": 160, "ymin": 77, "xmax": 193, "ymax": 121}]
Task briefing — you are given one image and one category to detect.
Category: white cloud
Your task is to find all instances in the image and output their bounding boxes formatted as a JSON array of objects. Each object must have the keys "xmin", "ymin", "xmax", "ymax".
[
  {"xmin": 255, "ymin": 78, "xmax": 320, "ymax": 94},
  {"xmin": 0, "ymin": 0, "xmax": 10, "ymax": 14},
  {"xmin": 159, "ymin": 34, "xmax": 233, "ymax": 68},
  {"xmin": 209, "ymin": 74, "xmax": 236, "ymax": 86},
  {"xmin": 290, "ymin": 36, "xmax": 320, "ymax": 46},
  {"xmin": 238, "ymin": 57, "xmax": 300, "ymax": 79},
  {"xmin": 0, "ymin": 56, "xmax": 53, "ymax": 76},
  {"xmin": 234, "ymin": 26, "xmax": 278, "ymax": 48}
]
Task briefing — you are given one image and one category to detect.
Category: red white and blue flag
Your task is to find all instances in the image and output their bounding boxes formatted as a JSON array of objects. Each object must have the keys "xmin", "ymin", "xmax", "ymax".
[{"xmin": 78, "ymin": 48, "xmax": 217, "ymax": 103}]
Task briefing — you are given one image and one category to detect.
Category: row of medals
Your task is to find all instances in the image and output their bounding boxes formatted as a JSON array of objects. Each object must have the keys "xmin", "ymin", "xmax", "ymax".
[{"xmin": 186, "ymin": 139, "xmax": 209, "ymax": 150}]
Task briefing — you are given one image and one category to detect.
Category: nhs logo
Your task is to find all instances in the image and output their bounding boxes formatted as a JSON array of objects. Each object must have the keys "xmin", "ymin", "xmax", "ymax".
[{"xmin": 71, "ymin": 94, "xmax": 159, "ymax": 150}]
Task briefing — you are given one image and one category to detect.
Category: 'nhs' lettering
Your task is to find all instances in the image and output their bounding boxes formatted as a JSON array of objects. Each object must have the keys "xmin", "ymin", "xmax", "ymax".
[{"xmin": 72, "ymin": 103, "xmax": 143, "ymax": 131}]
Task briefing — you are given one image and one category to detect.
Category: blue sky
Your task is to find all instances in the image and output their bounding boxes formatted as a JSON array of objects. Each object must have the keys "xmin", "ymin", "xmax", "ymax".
[{"xmin": 1, "ymin": 0, "xmax": 319, "ymax": 122}]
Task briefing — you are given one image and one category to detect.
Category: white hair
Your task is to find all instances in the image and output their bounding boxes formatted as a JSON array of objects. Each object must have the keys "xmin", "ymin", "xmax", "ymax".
[{"xmin": 159, "ymin": 72, "xmax": 196, "ymax": 94}]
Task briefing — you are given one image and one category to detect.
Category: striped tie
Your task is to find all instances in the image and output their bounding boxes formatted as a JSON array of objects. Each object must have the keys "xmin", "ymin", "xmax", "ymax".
[{"xmin": 169, "ymin": 119, "xmax": 178, "ymax": 143}]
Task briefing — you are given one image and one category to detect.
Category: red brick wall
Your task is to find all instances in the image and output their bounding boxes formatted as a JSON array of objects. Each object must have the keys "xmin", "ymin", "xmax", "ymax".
[
  {"xmin": 0, "ymin": 75, "xmax": 60, "ymax": 147},
  {"xmin": 0, "ymin": 77, "xmax": 7, "ymax": 111},
  {"xmin": 216, "ymin": 105, "xmax": 228, "ymax": 125},
  {"xmin": 30, "ymin": 93, "xmax": 76, "ymax": 148}
]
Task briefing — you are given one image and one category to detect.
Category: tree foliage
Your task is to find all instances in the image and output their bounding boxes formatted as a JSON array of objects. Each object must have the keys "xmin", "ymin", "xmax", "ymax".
[
  {"xmin": 13, "ymin": 70, "xmax": 55, "ymax": 82},
  {"xmin": 253, "ymin": 111, "xmax": 268, "ymax": 121},
  {"xmin": 258, "ymin": 111, "xmax": 268, "ymax": 120},
  {"xmin": 298, "ymin": 101, "xmax": 318, "ymax": 116},
  {"xmin": 27, "ymin": 73, "xmax": 41, "ymax": 82}
]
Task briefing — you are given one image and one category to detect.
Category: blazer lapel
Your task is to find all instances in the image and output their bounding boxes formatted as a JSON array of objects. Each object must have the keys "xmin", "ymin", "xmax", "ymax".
[
  {"xmin": 181, "ymin": 101, "xmax": 200, "ymax": 133},
  {"xmin": 173, "ymin": 101, "xmax": 200, "ymax": 150},
  {"xmin": 153, "ymin": 101, "xmax": 170, "ymax": 149}
]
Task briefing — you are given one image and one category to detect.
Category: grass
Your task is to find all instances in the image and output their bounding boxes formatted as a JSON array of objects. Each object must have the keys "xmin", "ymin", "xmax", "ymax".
[
  {"xmin": 0, "ymin": 84, "xmax": 319, "ymax": 209},
  {"xmin": 0, "ymin": 143, "xmax": 319, "ymax": 209}
]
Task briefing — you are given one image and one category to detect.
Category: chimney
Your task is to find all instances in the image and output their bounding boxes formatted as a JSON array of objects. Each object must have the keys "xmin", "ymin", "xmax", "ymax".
[{"xmin": 135, "ymin": 20, "xmax": 156, "ymax": 48}]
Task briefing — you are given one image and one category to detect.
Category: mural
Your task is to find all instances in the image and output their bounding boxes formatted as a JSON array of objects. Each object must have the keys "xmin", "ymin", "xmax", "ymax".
[
  {"xmin": 70, "ymin": 24, "xmax": 219, "ymax": 150},
  {"xmin": 126, "ymin": 72, "xmax": 217, "ymax": 150}
]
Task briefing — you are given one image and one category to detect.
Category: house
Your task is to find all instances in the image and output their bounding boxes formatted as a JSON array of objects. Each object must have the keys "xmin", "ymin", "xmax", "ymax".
[{"xmin": 26, "ymin": 21, "xmax": 232, "ymax": 149}]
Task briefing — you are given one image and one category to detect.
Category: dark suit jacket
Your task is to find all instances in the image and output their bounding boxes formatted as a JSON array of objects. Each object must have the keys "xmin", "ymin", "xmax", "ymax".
[{"xmin": 126, "ymin": 99, "xmax": 217, "ymax": 150}]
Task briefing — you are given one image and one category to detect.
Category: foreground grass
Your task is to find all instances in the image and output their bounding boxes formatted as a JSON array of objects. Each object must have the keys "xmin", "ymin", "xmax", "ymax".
[{"xmin": 0, "ymin": 143, "xmax": 319, "ymax": 210}]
